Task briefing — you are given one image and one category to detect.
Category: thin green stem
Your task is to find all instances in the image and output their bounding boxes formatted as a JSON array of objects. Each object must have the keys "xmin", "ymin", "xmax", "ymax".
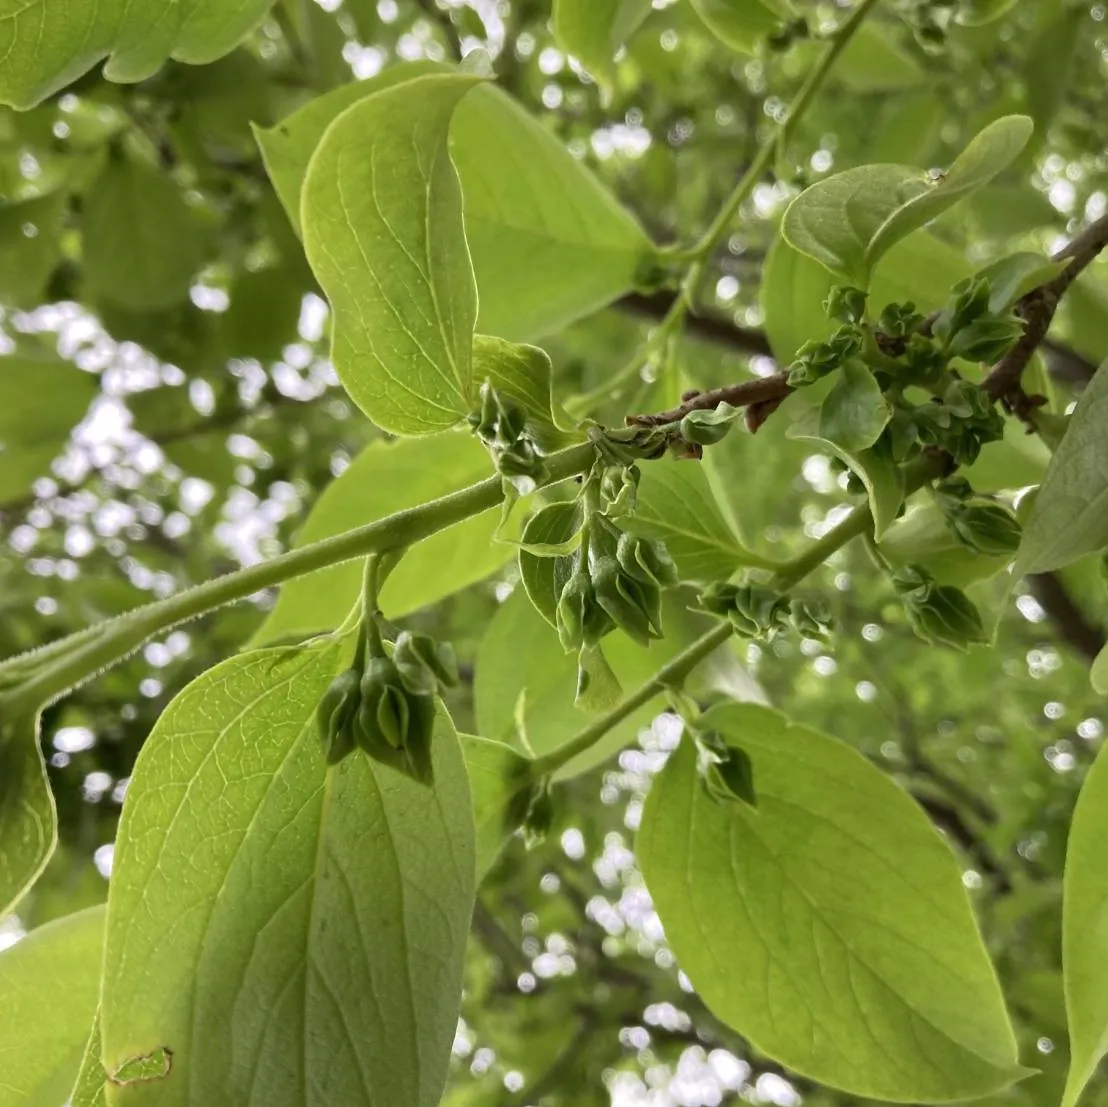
[
  {"xmin": 535, "ymin": 447, "xmax": 939, "ymax": 777},
  {"xmin": 530, "ymin": 622, "xmax": 734, "ymax": 778},
  {"xmin": 651, "ymin": 0, "xmax": 882, "ymax": 350},
  {"xmin": 0, "ymin": 441, "xmax": 600, "ymax": 715}
]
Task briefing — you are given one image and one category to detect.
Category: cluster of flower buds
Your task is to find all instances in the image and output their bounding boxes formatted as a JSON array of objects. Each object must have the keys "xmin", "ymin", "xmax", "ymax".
[
  {"xmin": 316, "ymin": 624, "xmax": 459, "ymax": 785},
  {"xmin": 892, "ymin": 564, "xmax": 987, "ymax": 650},
  {"xmin": 697, "ymin": 729, "xmax": 757, "ymax": 808},
  {"xmin": 468, "ymin": 381, "xmax": 546, "ymax": 492},
  {"xmin": 556, "ymin": 514, "xmax": 678, "ymax": 651},
  {"xmin": 695, "ymin": 581, "xmax": 834, "ymax": 642}
]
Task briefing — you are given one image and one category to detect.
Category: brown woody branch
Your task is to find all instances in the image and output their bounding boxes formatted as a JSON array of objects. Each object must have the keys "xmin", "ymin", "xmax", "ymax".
[
  {"xmin": 626, "ymin": 211, "xmax": 1108, "ymax": 432},
  {"xmin": 1026, "ymin": 572, "xmax": 1107, "ymax": 663}
]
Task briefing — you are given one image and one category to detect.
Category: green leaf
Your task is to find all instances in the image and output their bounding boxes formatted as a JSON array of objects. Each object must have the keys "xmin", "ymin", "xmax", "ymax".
[
  {"xmin": 624, "ymin": 457, "xmax": 773, "ymax": 581},
  {"xmin": 0, "ymin": 193, "xmax": 65, "ymax": 308},
  {"xmin": 475, "ymin": 590, "xmax": 758, "ymax": 777},
  {"xmin": 762, "ymin": 232, "xmax": 971, "ymax": 365},
  {"xmin": 976, "ymin": 252, "xmax": 1069, "ymax": 312},
  {"xmin": 81, "ymin": 154, "xmax": 205, "ymax": 311},
  {"xmin": 689, "ymin": 0, "xmax": 794, "ymax": 54},
  {"xmin": 471, "ymin": 335, "xmax": 581, "ymax": 451},
  {"xmin": 817, "ymin": 360, "xmax": 891, "ymax": 452},
  {"xmin": 957, "ymin": 0, "xmax": 1018, "ymax": 24},
  {"xmin": 0, "ymin": 0, "xmax": 278, "ymax": 109},
  {"xmin": 0, "ymin": 713, "xmax": 55, "ymax": 920},
  {"xmin": 1016, "ymin": 360, "xmax": 1108, "ymax": 575},
  {"xmin": 1023, "ymin": 3, "xmax": 1086, "ymax": 142},
  {"xmin": 462, "ymin": 735, "xmax": 534, "ymax": 882},
  {"xmin": 255, "ymin": 64, "xmax": 655, "ymax": 343},
  {"xmin": 0, "ymin": 357, "xmax": 98, "ymax": 502},
  {"xmin": 0, "ymin": 906, "xmax": 105, "ymax": 1107},
  {"xmin": 301, "ymin": 73, "xmax": 484, "ymax": 434},
  {"xmin": 553, "ymin": 0, "xmax": 652, "ymax": 87},
  {"xmin": 638, "ymin": 704, "xmax": 1026, "ymax": 1101},
  {"xmin": 788, "ymin": 408, "xmax": 905, "ymax": 538},
  {"xmin": 100, "ymin": 644, "xmax": 475, "ymax": 1107},
  {"xmin": 70, "ymin": 1016, "xmax": 107, "ymax": 1107},
  {"xmin": 1062, "ymin": 739, "xmax": 1108, "ymax": 1107},
  {"xmin": 219, "ymin": 265, "xmax": 307, "ymax": 364},
  {"xmin": 519, "ymin": 500, "xmax": 585, "ymax": 629},
  {"xmin": 782, "ymin": 116, "xmax": 1033, "ymax": 286},
  {"xmin": 252, "ymin": 432, "xmax": 510, "ymax": 646}
]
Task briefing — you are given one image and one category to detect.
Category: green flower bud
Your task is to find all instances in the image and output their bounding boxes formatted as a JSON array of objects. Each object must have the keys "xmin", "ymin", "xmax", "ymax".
[
  {"xmin": 823, "ymin": 285, "xmax": 868, "ymax": 325},
  {"xmin": 316, "ymin": 668, "xmax": 361, "ymax": 766},
  {"xmin": 591, "ymin": 557, "xmax": 662, "ymax": 646},
  {"xmin": 393, "ymin": 631, "xmax": 459, "ymax": 694},
  {"xmin": 894, "ymin": 566, "xmax": 986, "ymax": 650},
  {"xmin": 789, "ymin": 597, "xmax": 835, "ymax": 642},
  {"xmin": 601, "ymin": 465, "xmax": 640, "ymax": 516},
  {"xmin": 877, "ymin": 301, "xmax": 923, "ymax": 338},
  {"xmin": 679, "ymin": 403, "xmax": 742, "ymax": 446},
  {"xmin": 704, "ymin": 748, "xmax": 758, "ymax": 807},
  {"xmin": 693, "ymin": 581, "xmax": 789, "ymax": 639},
  {"xmin": 556, "ymin": 572, "xmax": 591, "ymax": 652},
  {"xmin": 616, "ymin": 531, "xmax": 679, "ymax": 589},
  {"xmin": 357, "ymin": 656, "xmax": 410, "ymax": 751},
  {"xmin": 946, "ymin": 502, "xmax": 1022, "ymax": 557},
  {"xmin": 521, "ymin": 782, "xmax": 556, "ymax": 850}
]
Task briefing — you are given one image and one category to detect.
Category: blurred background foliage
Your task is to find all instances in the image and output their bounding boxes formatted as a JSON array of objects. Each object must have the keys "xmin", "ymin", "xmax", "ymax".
[{"xmin": 2, "ymin": 0, "xmax": 1108, "ymax": 1103}]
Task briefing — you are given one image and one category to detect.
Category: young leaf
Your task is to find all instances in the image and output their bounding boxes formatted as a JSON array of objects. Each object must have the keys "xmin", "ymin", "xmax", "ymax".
[
  {"xmin": 100, "ymin": 644, "xmax": 475, "ymax": 1107},
  {"xmin": 0, "ymin": 357, "xmax": 98, "ymax": 502},
  {"xmin": 1062, "ymin": 740, "xmax": 1108, "ymax": 1107},
  {"xmin": 519, "ymin": 500, "xmax": 586, "ymax": 628},
  {"xmin": 689, "ymin": 0, "xmax": 795, "ymax": 54},
  {"xmin": 252, "ymin": 432, "xmax": 511, "ymax": 646},
  {"xmin": 1091, "ymin": 642, "xmax": 1108, "ymax": 695},
  {"xmin": 976, "ymin": 252, "xmax": 1069, "ymax": 312},
  {"xmin": 0, "ymin": 905, "xmax": 105, "ymax": 1106},
  {"xmin": 0, "ymin": 0, "xmax": 277, "ymax": 109},
  {"xmin": 625, "ymin": 457, "xmax": 773, "ymax": 581},
  {"xmin": 0, "ymin": 713, "xmax": 55, "ymax": 920},
  {"xmin": 471, "ymin": 335, "xmax": 582, "ymax": 451},
  {"xmin": 81, "ymin": 155, "xmax": 205, "ymax": 311},
  {"xmin": 1016, "ymin": 360, "xmax": 1108, "ymax": 575},
  {"xmin": 553, "ymin": 0, "xmax": 652, "ymax": 87},
  {"xmin": 762, "ymin": 232, "xmax": 971, "ymax": 365},
  {"xmin": 301, "ymin": 73, "xmax": 485, "ymax": 434},
  {"xmin": 462, "ymin": 735, "xmax": 535, "ymax": 881},
  {"xmin": 788, "ymin": 408, "xmax": 905, "ymax": 538},
  {"xmin": 817, "ymin": 360, "xmax": 891, "ymax": 453},
  {"xmin": 638, "ymin": 705, "xmax": 1026, "ymax": 1101},
  {"xmin": 782, "ymin": 116, "xmax": 1033, "ymax": 286},
  {"xmin": 256, "ymin": 65, "xmax": 656, "ymax": 343}
]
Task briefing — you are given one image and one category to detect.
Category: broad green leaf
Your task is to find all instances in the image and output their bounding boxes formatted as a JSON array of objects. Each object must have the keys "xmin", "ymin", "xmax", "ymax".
[
  {"xmin": 252, "ymin": 432, "xmax": 509, "ymax": 646},
  {"xmin": 1062, "ymin": 739, "xmax": 1108, "ymax": 1107},
  {"xmin": 782, "ymin": 116, "xmax": 1032, "ymax": 286},
  {"xmin": 472, "ymin": 335, "xmax": 581, "ymax": 451},
  {"xmin": 256, "ymin": 65, "xmax": 655, "ymax": 343},
  {"xmin": 625, "ymin": 457, "xmax": 773, "ymax": 580},
  {"xmin": 0, "ymin": 0, "xmax": 278, "ymax": 109},
  {"xmin": 70, "ymin": 1016, "xmax": 107, "ymax": 1107},
  {"xmin": 0, "ymin": 193, "xmax": 65, "ymax": 308},
  {"xmin": 220, "ymin": 266, "xmax": 306, "ymax": 364},
  {"xmin": 1023, "ymin": 3, "xmax": 1086, "ymax": 142},
  {"xmin": 301, "ymin": 73, "xmax": 484, "ymax": 434},
  {"xmin": 762, "ymin": 232, "xmax": 971, "ymax": 365},
  {"xmin": 553, "ymin": 0, "xmax": 652, "ymax": 87},
  {"xmin": 794, "ymin": 22, "xmax": 924, "ymax": 93},
  {"xmin": 0, "ymin": 906, "xmax": 105, "ymax": 1106},
  {"xmin": 1016, "ymin": 360, "xmax": 1108, "ymax": 575},
  {"xmin": 474, "ymin": 590, "xmax": 758, "ymax": 777},
  {"xmin": 100, "ymin": 644, "xmax": 475, "ymax": 1107},
  {"xmin": 690, "ymin": 0, "xmax": 794, "ymax": 54},
  {"xmin": 462, "ymin": 735, "xmax": 534, "ymax": 881},
  {"xmin": 816, "ymin": 360, "xmax": 891, "ymax": 452},
  {"xmin": 638, "ymin": 705, "xmax": 1025, "ymax": 1101},
  {"xmin": 0, "ymin": 713, "xmax": 55, "ymax": 920},
  {"xmin": 81, "ymin": 155, "xmax": 205, "ymax": 312},
  {"xmin": 788, "ymin": 408, "xmax": 905, "ymax": 538},
  {"xmin": 0, "ymin": 357, "xmax": 98, "ymax": 502}
]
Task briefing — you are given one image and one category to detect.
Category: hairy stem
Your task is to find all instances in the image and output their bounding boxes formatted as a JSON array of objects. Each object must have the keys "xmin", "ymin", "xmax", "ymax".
[{"xmin": 0, "ymin": 441, "xmax": 600, "ymax": 715}]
